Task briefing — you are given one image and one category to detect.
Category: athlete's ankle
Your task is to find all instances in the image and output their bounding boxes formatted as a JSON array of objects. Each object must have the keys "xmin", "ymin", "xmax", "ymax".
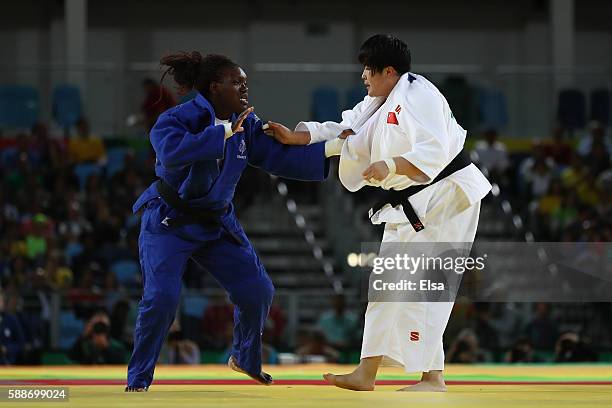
[{"xmin": 421, "ymin": 370, "xmax": 444, "ymax": 383}]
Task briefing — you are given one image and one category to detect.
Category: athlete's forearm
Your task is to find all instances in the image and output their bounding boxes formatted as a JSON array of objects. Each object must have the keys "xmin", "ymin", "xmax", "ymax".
[
  {"xmin": 392, "ymin": 157, "xmax": 429, "ymax": 183},
  {"xmin": 264, "ymin": 121, "xmax": 311, "ymax": 145},
  {"xmin": 290, "ymin": 131, "xmax": 311, "ymax": 145}
]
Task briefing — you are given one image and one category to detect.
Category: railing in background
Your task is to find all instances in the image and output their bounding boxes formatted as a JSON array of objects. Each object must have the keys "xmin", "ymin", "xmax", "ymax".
[{"xmin": 45, "ymin": 288, "xmax": 359, "ymax": 350}]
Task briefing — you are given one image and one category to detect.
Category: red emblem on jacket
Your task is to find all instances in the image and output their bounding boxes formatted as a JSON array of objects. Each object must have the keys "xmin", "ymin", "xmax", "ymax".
[
  {"xmin": 387, "ymin": 111, "xmax": 399, "ymax": 125},
  {"xmin": 410, "ymin": 331, "xmax": 420, "ymax": 341}
]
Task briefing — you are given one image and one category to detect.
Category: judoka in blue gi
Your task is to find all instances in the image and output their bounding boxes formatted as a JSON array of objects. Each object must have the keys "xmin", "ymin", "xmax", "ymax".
[{"xmin": 125, "ymin": 52, "xmax": 334, "ymax": 391}]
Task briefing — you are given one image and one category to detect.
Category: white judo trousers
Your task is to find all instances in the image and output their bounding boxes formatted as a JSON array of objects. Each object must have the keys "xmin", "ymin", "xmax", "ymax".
[
  {"xmin": 362, "ymin": 180, "xmax": 481, "ymax": 372},
  {"xmin": 297, "ymin": 72, "xmax": 491, "ymax": 374}
]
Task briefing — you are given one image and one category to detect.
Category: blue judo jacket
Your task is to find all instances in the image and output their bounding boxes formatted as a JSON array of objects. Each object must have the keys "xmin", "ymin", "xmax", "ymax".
[{"xmin": 133, "ymin": 93, "xmax": 329, "ymax": 241}]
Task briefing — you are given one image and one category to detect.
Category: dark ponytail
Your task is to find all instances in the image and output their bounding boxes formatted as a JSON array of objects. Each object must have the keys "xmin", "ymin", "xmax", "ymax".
[
  {"xmin": 159, "ymin": 51, "xmax": 203, "ymax": 96},
  {"xmin": 159, "ymin": 51, "xmax": 238, "ymax": 99}
]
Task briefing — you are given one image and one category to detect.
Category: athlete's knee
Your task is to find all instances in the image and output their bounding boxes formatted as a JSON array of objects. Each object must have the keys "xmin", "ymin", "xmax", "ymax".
[
  {"xmin": 143, "ymin": 288, "xmax": 181, "ymax": 314},
  {"xmin": 259, "ymin": 274, "xmax": 275, "ymax": 304},
  {"xmin": 262, "ymin": 277, "xmax": 275, "ymax": 304},
  {"xmin": 252, "ymin": 277, "xmax": 275, "ymax": 306},
  {"xmin": 234, "ymin": 275, "xmax": 274, "ymax": 308}
]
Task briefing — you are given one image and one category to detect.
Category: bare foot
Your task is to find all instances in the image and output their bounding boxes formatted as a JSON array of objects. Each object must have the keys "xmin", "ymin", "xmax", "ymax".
[
  {"xmin": 322, "ymin": 372, "xmax": 375, "ymax": 391},
  {"xmin": 398, "ymin": 370, "xmax": 447, "ymax": 392},
  {"xmin": 228, "ymin": 355, "xmax": 273, "ymax": 385},
  {"xmin": 397, "ymin": 380, "xmax": 447, "ymax": 392}
]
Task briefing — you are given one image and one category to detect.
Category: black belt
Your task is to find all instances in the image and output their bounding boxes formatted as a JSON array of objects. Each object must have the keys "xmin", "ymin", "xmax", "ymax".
[
  {"xmin": 155, "ymin": 179, "xmax": 242, "ymax": 244},
  {"xmin": 370, "ymin": 149, "xmax": 472, "ymax": 232}
]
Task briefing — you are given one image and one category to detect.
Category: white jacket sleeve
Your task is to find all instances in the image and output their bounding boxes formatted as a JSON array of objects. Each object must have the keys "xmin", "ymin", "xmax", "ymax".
[
  {"xmin": 295, "ymin": 121, "xmax": 346, "ymax": 144},
  {"xmin": 296, "ymin": 95, "xmax": 384, "ymax": 144},
  {"xmin": 399, "ymin": 88, "xmax": 451, "ymax": 182}
]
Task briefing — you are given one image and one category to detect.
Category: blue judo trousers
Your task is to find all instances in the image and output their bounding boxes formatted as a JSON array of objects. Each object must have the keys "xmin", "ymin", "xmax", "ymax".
[{"xmin": 127, "ymin": 93, "xmax": 329, "ymax": 388}]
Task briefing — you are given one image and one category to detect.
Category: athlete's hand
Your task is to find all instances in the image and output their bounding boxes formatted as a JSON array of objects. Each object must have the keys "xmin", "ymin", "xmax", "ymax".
[
  {"xmin": 232, "ymin": 107, "xmax": 254, "ymax": 134},
  {"xmin": 339, "ymin": 129, "xmax": 355, "ymax": 139},
  {"xmin": 264, "ymin": 121, "xmax": 311, "ymax": 145},
  {"xmin": 362, "ymin": 160, "xmax": 390, "ymax": 182}
]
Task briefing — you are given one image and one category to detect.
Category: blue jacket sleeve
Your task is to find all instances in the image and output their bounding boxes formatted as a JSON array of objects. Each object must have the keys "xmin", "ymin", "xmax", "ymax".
[
  {"xmin": 246, "ymin": 116, "xmax": 330, "ymax": 181},
  {"xmin": 151, "ymin": 112, "xmax": 226, "ymax": 167}
]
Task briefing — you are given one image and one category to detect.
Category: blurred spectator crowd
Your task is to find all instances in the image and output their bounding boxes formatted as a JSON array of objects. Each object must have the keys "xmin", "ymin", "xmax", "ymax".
[
  {"xmin": 0, "ymin": 118, "xmax": 151, "ymax": 364},
  {"xmin": 474, "ymin": 121, "xmax": 611, "ymax": 242},
  {"xmin": 445, "ymin": 301, "xmax": 609, "ymax": 363}
]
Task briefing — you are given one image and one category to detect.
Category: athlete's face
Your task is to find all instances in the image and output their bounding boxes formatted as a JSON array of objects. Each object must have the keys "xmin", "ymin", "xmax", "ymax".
[
  {"xmin": 362, "ymin": 66, "xmax": 399, "ymax": 98},
  {"xmin": 213, "ymin": 66, "xmax": 249, "ymax": 115}
]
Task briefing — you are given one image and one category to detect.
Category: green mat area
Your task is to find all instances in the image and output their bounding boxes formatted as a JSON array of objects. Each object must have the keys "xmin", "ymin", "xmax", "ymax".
[{"xmin": 4, "ymin": 363, "xmax": 612, "ymax": 383}]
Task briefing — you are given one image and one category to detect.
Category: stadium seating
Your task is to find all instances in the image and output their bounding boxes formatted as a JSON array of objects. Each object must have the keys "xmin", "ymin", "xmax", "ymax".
[
  {"xmin": 73, "ymin": 163, "xmax": 102, "ymax": 190},
  {"xmin": 441, "ymin": 75, "xmax": 475, "ymax": 130},
  {"xmin": 58, "ymin": 310, "xmax": 84, "ymax": 350},
  {"xmin": 110, "ymin": 259, "xmax": 140, "ymax": 287},
  {"xmin": 181, "ymin": 294, "xmax": 209, "ymax": 319},
  {"xmin": 0, "ymin": 85, "xmax": 40, "ymax": 129},
  {"xmin": 64, "ymin": 241, "xmax": 84, "ymax": 265},
  {"xmin": 312, "ymin": 87, "xmax": 340, "ymax": 122},
  {"xmin": 590, "ymin": 88, "xmax": 610, "ymax": 126},
  {"xmin": 557, "ymin": 89, "xmax": 586, "ymax": 130},
  {"xmin": 52, "ymin": 84, "xmax": 83, "ymax": 131},
  {"xmin": 478, "ymin": 87, "xmax": 509, "ymax": 130},
  {"xmin": 105, "ymin": 147, "xmax": 130, "ymax": 178},
  {"xmin": 345, "ymin": 85, "xmax": 367, "ymax": 111},
  {"xmin": 0, "ymin": 147, "xmax": 18, "ymax": 168}
]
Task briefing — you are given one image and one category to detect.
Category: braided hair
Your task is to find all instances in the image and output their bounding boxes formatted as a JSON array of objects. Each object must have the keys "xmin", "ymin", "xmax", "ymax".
[{"xmin": 159, "ymin": 51, "xmax": 238, "ymax": 98}]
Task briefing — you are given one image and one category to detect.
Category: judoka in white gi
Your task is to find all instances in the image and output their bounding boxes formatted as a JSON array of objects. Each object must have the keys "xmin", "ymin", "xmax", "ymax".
[{"xmin": 266, "ymin": 35, "xmax": 491, "ymax": 391}]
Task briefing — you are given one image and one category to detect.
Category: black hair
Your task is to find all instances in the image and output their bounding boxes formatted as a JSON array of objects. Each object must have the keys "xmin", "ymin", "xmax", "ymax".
[
  {"xmin": 159, "ymin": 51, "xmax": 238, "ymax": 98},
  {"xmin": 358, "ymin": 34, "xmax": 411, "ymax": 75}
]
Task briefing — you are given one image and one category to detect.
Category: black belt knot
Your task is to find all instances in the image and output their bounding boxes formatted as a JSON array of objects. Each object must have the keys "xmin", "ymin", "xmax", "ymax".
[
  {"xmin": 370, "ymin": 149, "xmax": 472, "ymax": 232},
  {"xmin": 154, "ymin": 179, "xmax": 242, "ymax": 245}
]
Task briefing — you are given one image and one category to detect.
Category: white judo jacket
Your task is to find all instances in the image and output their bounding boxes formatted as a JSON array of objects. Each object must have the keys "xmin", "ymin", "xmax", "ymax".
[{"xmin": 296, "ymin": 72, "xmax": 491, "ymax": 226}]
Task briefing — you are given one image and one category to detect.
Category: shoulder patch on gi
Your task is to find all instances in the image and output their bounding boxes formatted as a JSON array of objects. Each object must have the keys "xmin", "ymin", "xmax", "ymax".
[{"xmin": 387, "ymin": 111, "xmax": 399, "ymax": 125}]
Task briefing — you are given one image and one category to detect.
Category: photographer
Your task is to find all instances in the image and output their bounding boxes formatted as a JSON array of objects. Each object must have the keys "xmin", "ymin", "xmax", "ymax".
[
  {"xmin": 160, "ymin": 322, "xmax": 200, "ymax": 365},
  {"xmin": 69, "ymin": 312, "xmax": 127, "ymax": 364}
]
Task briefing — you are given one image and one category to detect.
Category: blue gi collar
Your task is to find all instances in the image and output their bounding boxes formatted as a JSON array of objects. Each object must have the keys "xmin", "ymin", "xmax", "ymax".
[
  {"xmin": 194, "ymin": 92, "xmax": 216, "ymax": 117},
  {"xmin": 193, "ymin": 92, "xmax": 239, "ymax": 122}
]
